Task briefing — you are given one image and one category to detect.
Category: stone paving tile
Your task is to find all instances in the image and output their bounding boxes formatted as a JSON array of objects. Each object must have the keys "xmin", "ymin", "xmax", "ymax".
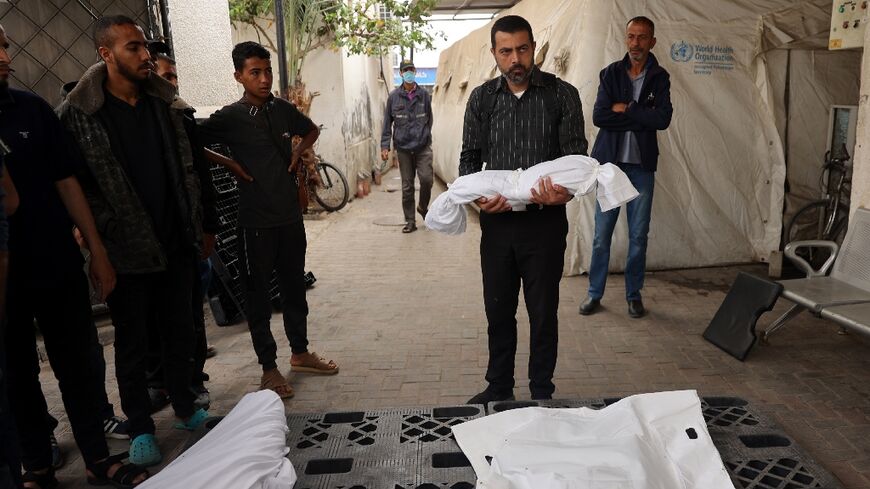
[{"xmin": 36, "ymin": 175, "xmax": 870, "ymax": 488}]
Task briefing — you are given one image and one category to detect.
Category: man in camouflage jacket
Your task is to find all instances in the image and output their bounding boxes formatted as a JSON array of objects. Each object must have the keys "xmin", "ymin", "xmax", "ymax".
[
  {"xmin": 58, "ymin": 63, "xmax": 203, "ymax": 273},
  {"xmin": 57, "ymin": 15, "xmax": 208, "ymax": 465}
]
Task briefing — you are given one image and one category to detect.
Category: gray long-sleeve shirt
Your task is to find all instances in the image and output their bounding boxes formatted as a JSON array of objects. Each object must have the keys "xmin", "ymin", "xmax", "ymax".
[{"xmin": 381, "ymin": 83, "xmax": 433, "ymax": 151}]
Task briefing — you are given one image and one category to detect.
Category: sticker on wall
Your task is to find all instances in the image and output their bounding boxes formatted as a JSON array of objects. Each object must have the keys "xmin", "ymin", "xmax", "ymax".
[{"xmin": 670, "ymin": 40, "xmax": 736, "ymax": 75}]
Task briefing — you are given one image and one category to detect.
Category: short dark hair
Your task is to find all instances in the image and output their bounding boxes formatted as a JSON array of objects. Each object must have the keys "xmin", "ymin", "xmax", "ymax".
[
  {"xmin": 491, "ymin": 15, "xmax": 534, "ymax": 47},
  {"xmin": 93, "ymin": 15, "xmax": 139, "ymax": 49},
  {"xmin": 626, "ymin": 16, "xmax": 655, "ymax": 36},
  {"xmin": 232, "ymin": 41, "xmax": 270, "ymax": 71},
  {"xmin": 156, "ymin": 53, "xmax": 176, "ymax": 65}
]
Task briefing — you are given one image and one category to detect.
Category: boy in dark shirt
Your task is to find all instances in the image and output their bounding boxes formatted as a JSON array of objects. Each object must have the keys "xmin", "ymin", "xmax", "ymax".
[{"xmin": 199, "ymin": 42, "xmax": 338, "ymax": 398}]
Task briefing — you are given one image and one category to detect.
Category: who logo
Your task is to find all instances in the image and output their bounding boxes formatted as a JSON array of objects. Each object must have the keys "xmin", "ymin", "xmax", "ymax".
[{"xmin": 670, "ymin": 41, "xmax": 693, "ymax": 62}]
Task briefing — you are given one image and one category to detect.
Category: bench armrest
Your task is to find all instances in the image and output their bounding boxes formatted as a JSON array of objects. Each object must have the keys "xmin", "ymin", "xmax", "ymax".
[{"xmin": 784, "ymin": 240, "xmax": 839, "ymax": 277}]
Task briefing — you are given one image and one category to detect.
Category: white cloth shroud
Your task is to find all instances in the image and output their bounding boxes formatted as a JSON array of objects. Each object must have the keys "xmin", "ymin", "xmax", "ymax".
[
  {"xmin": 425, "ymin": 155, "xmax": 640, "ymax": 235},
  {"xmin": 139, "ymin": 390, "xmax": 297, "ymax": 489},
  {"xmin": 452, "ymin": 390, "xmax": 736, "ymax": 489}
]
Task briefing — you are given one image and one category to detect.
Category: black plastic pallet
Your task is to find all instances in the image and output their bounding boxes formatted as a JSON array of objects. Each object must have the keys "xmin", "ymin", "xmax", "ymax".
[
  {"xmin": 185, "ymin": 397, "xmax": 843, "ymax": 489},
  {"xmin": 205, "ymin": 161, "xmax": 282, "ymax": 325},
  {"xmin": 287, "ymin": 405, "xmax": 482, "ymax": 489}
]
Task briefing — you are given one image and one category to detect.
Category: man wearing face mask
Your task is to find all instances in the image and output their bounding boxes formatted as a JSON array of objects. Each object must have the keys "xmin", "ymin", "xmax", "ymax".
[
  {"xmin": 380, "ymin": 60, "xmax": 434, "ymax": 233},
  {"xmin": 459, "ymin": 15, "xmax": 587, "ymax": 404}
]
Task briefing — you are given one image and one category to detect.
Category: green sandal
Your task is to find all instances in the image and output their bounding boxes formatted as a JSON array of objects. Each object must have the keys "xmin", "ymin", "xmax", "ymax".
[
  {"xmin": 174, "ymin": 407, "xmax": 209, "ymax": 431},
  {"xmin": 129, "ymin": 434, "xmax": 162, "ymax": 467}
]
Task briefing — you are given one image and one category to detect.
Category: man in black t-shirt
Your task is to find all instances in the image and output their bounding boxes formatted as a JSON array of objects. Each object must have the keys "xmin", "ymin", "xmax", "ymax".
[
  {"xmin": 2, "ymin": 21, "xmax": 148, "ymax": 487},
  {"xmin": 200, "ymin": 42, "xmax": 339, "ymax": 399},
  {"xmin": 0, "ymin": 149, "xmax": 21, "ymax": 489}
]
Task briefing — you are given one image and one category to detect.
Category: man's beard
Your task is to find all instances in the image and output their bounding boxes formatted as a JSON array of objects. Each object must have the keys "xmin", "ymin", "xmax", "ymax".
[
  {"xmin": 501, "ymin": 63, "xmax": 532, "ymax": 85},
  {"xmin": 117, "ymin": 59, "xmax": 152, "ymax": 84}
]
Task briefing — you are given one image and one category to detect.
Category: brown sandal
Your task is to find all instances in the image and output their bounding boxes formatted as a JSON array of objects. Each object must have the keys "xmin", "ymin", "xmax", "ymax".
[
  {"xmin": 290, "ymin": 351, "xmax": 340, "ymax": 375},
  {"xmin": 260, "ymin": 369, "xmax": 294, "ymax": 399}
]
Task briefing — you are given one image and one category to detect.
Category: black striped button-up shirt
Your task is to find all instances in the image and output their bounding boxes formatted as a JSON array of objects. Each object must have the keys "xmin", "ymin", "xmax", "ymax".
[{"xmin": 458, "ymin": 69, "xmax": 587, "ymax": 176}]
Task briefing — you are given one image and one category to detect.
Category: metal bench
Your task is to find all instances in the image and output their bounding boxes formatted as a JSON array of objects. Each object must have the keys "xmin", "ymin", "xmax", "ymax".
[
  {"xmin": 820, "ymin": 303, "xmax": 870, "ymax": 338},
  {"xmin": 763, "ymin": 207, "xmax": 870, "ymax": 341}
]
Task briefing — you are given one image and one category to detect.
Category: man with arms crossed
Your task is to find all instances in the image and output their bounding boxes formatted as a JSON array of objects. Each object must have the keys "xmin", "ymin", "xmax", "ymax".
[{"xmin": 580, "ymin": 16, "xmax": 673, "ymax": 319}]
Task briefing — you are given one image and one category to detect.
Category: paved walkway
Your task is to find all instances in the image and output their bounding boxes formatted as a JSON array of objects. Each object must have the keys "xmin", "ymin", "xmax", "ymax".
[{"xmin": 41, "ymin": 174, "xmax": 870, "ymax": 488}]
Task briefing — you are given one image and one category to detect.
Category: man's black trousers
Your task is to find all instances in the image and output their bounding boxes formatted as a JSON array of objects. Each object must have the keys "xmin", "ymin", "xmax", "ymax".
[
  {"xmin": 240, "ymin": 222, "xmax": 309, "ymax": 371},
  {"xmin": 0, "ymin": 301, "xmax": 22, "ymax": 488},
  {"xmin": 479, "ymin": 205, "xmax": 568, "ymax": 399},
  {"xmin": 4, "ymin": 263, "xmax": 110, "ymax": 470},
  {"xmin": 146, "ymin": 259, "xmax": 210, "ymax": 391},
  {"xmin": 107, "ymin": 251, "xmax": 197, "ymax": 438}
]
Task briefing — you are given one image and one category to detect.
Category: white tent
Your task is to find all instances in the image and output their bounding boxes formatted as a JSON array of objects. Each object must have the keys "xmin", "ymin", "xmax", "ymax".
[{"xmin": 430, "ymin": 0, "xmax": 860, "ymax": 274}]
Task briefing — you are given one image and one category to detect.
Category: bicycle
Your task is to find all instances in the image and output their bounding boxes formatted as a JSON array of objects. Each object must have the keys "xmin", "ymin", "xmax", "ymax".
[
  {"xmin": 298, "ymin": 155, "xmax": 350, "ymax": 213},
  {"xmin": 783, "ymin": 146, "xmax": 851, "ymax": 269}
]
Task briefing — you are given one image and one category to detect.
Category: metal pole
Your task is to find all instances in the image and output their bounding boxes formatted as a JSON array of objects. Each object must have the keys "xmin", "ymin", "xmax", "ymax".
[
  {"xmin": 274, "ymin": 0, "xmax": 289, "ymax": 95},
  {"xmin": 75, "ymin": 0, "xmax": 99, "ymax": 19},
  {"xmin": 158, "ymin": 0, "xmax": 174, "ymax": 55},
  {"xmin": 144, "ymin": 0, "xmax": 157, "ymax": 39}
]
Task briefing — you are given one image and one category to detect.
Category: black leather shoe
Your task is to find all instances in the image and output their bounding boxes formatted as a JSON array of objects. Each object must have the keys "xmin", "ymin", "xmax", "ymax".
[
  {"xmin": 579, "ymin": 297, "xmax": 601, "ymax": 315},
  {"xmin": 467, "ymin": 390, "xmax": 515, "ymax": 405},
  {"xmin": 402, "ymin": 222, "xmax": 417, "ymax": 233},
  {"xmin": 531, "ymin": 394, "xmax": 553, "ymax": 400},
  {"xmin": 628, "ymin": 299, "xmax": 645, "ymax": 318},
  {"xmin": 417, "ymin": 206, "xmax": 428, "ymax": 219}
]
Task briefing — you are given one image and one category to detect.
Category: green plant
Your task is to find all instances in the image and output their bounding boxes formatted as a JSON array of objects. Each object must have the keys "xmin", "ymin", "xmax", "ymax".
[
  {"xmin": 322, "ymin": 0, "xmax": 443, "ymax": 56},
  {"xmin": 228, "ymin": 0, "xmax": 280, "ymax": 52},
  {"xmin": 229, "ymin": 0, "xmax": 443, "ymax": 85}
]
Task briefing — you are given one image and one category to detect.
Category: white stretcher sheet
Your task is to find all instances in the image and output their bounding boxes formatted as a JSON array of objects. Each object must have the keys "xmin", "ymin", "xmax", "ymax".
[
  {"xmin": 452, "ymin": 390, "xmax": 735, "ymax": 489},
  {"xmin": 140, "ymin": 390, "xmax": 297, "ymax": 489},
  {"xmin": 425, "ymin": 155, "xmax": 639, "ymax": 235}
]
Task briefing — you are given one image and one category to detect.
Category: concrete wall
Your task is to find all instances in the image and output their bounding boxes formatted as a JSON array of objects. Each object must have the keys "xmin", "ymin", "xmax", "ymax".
[
  {"xmin": 340, "ymin": 52, "xmax": 390, "ymax": 186},
  {"xmin": 169, "ymin": 0, "xmax": 239, "ymax": 112},
  {"xmin": 300, "ymin": 48, "xmax": 346, "ymax": 171},
  {"xmin": 300, "ymin": 47, "xmax": 390, "ymax": 193},
  {"xmin": 852, "ymin": 27, "xmax": 870, "ymax": 215}
]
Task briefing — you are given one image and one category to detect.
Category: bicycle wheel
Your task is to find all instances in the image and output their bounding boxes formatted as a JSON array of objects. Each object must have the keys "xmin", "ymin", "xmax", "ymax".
[
  {"xmin": 784, "ymin": 200, "xmax": 849, "ymax": 268},
  {"xmin": 312, "ymin": 161, "xmax": 349, "ymax": 212}
]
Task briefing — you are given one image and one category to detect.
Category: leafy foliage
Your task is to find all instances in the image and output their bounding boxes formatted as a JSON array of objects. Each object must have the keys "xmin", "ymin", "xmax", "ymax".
[
  {"xmin": 228, "ymin": 0, "xmax": 280, "ymax": 52},
  {"xmin": 229, "ymin": 0, "xmax": 443, "ymax": 83},
  {"xmin": 323, "ymin": 0, "xmax": 443, "ymax": 56}
]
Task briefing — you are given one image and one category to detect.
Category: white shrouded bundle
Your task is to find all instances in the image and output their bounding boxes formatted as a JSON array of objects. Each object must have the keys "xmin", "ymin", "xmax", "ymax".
[
  {"xmin": 452, "ymin": 390, "xmax": 736, "ymax": 489},
  {"xmin": 425, "ymin": 155, "xmax": 639, "ymax": 235},
  {"xmin": 140, "ymin": 390, "xmax": 297, "ymax": 489}
]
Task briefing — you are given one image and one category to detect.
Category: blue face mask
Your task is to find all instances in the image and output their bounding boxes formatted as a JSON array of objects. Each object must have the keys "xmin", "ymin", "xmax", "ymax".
[{"xmin": 402, "ymin": 71, "xmax": 415, "ymax": 84}]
